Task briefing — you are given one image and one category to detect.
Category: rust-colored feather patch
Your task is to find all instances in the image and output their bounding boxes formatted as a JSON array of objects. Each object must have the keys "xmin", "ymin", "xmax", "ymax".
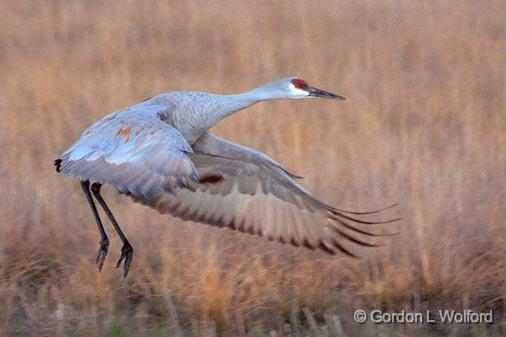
[
  {"xmin": 116, "ymin": 127, "xmax": 131, "ymax": 137},
  {"xmin": 116, "ymin": 126, "xmax": 132, "ymax": 143}
]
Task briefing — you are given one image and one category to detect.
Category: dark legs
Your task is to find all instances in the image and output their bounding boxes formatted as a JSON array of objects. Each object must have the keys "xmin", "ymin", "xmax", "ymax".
[
  {"xmin": 81, "ymin": 181, "xmax": 109, "ymax": 271},
  {"xmin": 81, "ymin": 180, "xmax": 133, "ymax": 278},
  {"xmin": 91, "ymin": 183, "xmax": 134, "ymax": 278}
]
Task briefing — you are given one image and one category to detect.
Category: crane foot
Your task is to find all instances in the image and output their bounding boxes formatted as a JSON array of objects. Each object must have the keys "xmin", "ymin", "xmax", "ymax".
[
  {"xmin": 96, "ymin": 238, "xmax": 109, "ymax": 271},
  {"xmin": 116, "ymin": 243, "xmax": 133, "ymax": 278}
]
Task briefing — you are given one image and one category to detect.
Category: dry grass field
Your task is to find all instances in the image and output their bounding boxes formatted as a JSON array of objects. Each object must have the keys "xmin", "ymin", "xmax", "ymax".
[{"xmin": 1, "ymin": 1, "xmax": 505, "ymax": 336}]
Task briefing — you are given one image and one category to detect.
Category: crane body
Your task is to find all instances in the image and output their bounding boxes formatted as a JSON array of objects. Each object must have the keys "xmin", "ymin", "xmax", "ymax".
[{"xmin": 56, "ymin": 77, "xmax": 397, "ymax": 277}]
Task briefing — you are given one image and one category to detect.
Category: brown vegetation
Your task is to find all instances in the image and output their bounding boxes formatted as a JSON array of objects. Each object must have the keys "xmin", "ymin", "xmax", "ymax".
[{"xmin": 0, "ymin": 1, "xmax": 505, "ymax": 336}]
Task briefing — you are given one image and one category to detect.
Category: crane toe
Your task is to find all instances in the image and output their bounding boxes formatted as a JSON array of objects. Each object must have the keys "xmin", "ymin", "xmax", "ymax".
[
  {"xmin": 116, "ymin": 243, "xmax": 134, "ymax": 278},
  {"xmin": 96, "ymin": 238, "xmax": 109, "ymax": 271}
]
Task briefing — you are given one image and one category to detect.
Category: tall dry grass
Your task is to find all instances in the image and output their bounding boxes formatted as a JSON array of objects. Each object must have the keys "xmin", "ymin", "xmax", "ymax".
[{"xmin": 0, "ymin": 1, "xmax": 505, "ymax": 336}]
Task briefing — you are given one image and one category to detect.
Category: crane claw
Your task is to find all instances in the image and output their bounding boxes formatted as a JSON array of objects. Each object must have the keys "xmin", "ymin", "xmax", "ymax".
[
  {"xmin": 96, "ymin": 238, "xmax": 109, "ymax": 271},
  {"xmin": 116, "ymin": 242, "xmax": 134, "ymax": 278}
]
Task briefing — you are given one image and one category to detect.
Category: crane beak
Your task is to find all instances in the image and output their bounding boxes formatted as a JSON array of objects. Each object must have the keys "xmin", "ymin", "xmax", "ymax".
[{"xmin": 307, "ymin": 87, "xmax": 345, "ymax": 100}]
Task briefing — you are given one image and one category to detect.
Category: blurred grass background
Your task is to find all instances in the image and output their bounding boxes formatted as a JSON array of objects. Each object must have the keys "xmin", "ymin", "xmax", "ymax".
[{"xmin": 0, "ymin": 0, "xmax": 505, "ymax": 336}]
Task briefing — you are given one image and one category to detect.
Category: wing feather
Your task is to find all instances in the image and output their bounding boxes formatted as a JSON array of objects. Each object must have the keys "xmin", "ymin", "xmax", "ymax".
[
  {"xmin": 130, "ymin": 133, "xmax": 398, "ymax": 256},
  {"xmin": 56, "ymin": 104, "xmax": 198, "ymax": 199}
]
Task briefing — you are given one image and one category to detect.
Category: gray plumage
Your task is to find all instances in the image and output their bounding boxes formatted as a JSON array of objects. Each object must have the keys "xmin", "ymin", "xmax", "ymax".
[
  {"xmin": 58, "ymin": 104, "xmax": 198, "ymax": 198},
  {"xmin": 56, "ymin": 77, "xmax": 397, "ymax": 277}
]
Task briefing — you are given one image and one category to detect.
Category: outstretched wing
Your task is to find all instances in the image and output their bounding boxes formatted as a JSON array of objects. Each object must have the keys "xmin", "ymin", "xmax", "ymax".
[
  {"xmin": 132, "ymin": 133, "xmax": 398, "ymax": 256},
  {"xmin": 56, "ymin": 104, "xmax": 198, "ymax": 199}
]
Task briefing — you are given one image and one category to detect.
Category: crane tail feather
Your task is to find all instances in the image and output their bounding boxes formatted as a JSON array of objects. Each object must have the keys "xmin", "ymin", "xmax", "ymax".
[{"xmin": 54, "ymin": 159, "xmax": 62, "ymax": 172}]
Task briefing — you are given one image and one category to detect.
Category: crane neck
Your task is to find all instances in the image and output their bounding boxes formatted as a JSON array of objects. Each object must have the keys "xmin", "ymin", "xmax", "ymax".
[
  {"xmin": 169, "ymin": 85, "xmax": 282, "ymax": 144},
  {"xmin": 236, "ymin": 82, "xmax": 287, "ymax": 101},
  {"xmin": 217, "ymin": 92, "xmax": 261, "ymax": 114},
  {"xmin": 216, "ymin": 83, "xmax": 285, "ymax": 114},
  {"xmin": 211, "ymin": 86, "xmax": 277, "ymax": 118}
]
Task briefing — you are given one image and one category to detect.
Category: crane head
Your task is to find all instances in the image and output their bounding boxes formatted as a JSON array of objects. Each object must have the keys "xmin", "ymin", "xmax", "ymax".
[
  {"xmin": 287, "ymin": 77, "xmax": 345, "ymax": 100},
  {"xmin": 251, "ymin": 77, "xmax": 345, "ymax": 101}
]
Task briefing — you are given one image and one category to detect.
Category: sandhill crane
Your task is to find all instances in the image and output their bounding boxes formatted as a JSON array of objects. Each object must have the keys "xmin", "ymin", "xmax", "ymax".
[{"xmin": 55, "ymin": 77, "xmax": 398, "ymax": 277}]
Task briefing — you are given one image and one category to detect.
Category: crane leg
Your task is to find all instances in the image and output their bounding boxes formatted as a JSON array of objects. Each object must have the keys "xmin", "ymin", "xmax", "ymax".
[
  {"xmin": 80, "ymin": 180, "xmax": 109, "ymax": 271},
  {"xmin": 91, "ymin": 183, "xmax": 133, "ymax": 278}
]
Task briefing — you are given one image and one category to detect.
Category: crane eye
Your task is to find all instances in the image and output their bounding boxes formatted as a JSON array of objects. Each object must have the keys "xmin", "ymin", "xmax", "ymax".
[{"xmin": 291, "ymin": 79, "xmax": 308, "ymax": 90}]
